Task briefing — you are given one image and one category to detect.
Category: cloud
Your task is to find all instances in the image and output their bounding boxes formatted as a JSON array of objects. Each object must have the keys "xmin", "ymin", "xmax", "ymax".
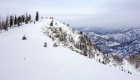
[{"xmin": 0, "ymin": 0, "xmax": 140, "ymax": 27}]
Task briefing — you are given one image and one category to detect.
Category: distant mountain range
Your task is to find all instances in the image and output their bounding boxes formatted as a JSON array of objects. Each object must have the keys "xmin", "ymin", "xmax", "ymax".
[{"xmin": 73, "ymin": 27, "xmax": 140, "ymax": 57}]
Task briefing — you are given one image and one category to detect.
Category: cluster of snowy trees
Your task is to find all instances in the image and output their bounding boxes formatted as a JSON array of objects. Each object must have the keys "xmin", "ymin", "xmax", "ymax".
[
  {"xmin": 0, "ymin": 11, "xmax": 39, "ymax": 32},
  {"xmin": 44, "ymin": 20, "xmax": 97, "ymax": 59},
  {"xmin": 45, "ymin": 20, "xmax": 126, "ymax": 66},
  {"xmin": 41, "ymin": 18, "xmax": 140, "ymax": 75},
  {"xmin": 127, "ymin": 53, "xmax": 140, "ymax": 69}
]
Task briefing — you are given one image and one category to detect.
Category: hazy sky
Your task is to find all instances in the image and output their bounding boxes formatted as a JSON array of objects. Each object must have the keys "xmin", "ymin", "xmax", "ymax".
[{"xmin": 0, "ymin": 0, "xmax": 140, "ymax": 27}]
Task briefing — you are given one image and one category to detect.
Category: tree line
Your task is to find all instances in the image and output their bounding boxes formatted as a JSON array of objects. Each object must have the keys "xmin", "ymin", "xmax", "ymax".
[{"xmin": 0, "ymin": 11, "xmax": 39, "ymax": 32}]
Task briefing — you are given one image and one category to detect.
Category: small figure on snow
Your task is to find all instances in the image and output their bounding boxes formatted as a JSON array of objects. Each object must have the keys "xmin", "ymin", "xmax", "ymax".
[
  {"xmin": 34, "ymin": 21, "xmax": 35, "ymax": 24},
  {"xmin": 44, "ymin": 42, "xmax": 47, "ymax": 47},
  {"xmin": 22, "ymin": 35, "xmax": 27, "ymax": 40}
]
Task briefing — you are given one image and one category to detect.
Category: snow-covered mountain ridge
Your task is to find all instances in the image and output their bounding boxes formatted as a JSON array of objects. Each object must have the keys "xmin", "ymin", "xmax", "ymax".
[
  {"xmin": 41, "ymin": 19, "xmax": 140, "ymax": 76},
  {"xmin": 76, "ymin": 27, "xmax": 140, "ymax": 56},
  {"xmin": 0, "ymin": 18, "xmax": 140, "ymax": 80}
]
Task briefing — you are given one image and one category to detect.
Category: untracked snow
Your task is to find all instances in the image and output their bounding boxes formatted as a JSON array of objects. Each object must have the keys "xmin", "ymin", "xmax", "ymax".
[{"xmin": 0, "ymin": 19, "xmax": 140, "ymax": 80}]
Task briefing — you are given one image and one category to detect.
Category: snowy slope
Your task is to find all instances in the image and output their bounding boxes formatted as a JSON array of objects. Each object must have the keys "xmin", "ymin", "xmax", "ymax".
[{"xmin": 0, "ymin": 19, "xmax": 140, "ymax": 80}]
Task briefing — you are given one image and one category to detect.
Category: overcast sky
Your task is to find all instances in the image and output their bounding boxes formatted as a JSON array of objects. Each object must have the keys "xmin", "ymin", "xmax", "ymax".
[{"xmin": 0, "ymin": 0, "xmax": 140, "ymax": 28}]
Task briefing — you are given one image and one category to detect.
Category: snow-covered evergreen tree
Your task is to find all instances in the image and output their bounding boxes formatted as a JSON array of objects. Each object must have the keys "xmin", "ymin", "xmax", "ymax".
[
  {"xmin": 50, "ymin": 20, "xmax": 53, "ymax": 26},
  {"xmin": 14, "ymin": 15, "xmax": 17, "ymax": 25},
  {"xmin": 10, "ymin": 15, "xmax": 13, "ymax": 28},
  {"xmin": 0, "ymin": 15, "xmax": 2, "ymax": 31},
  {"xmin": 25, "ymin": 12, "xmax": 28, "ymax": 24},
  {"xmin": 35, "ymin": 11, "xmax": 39, "ymax": 21}
]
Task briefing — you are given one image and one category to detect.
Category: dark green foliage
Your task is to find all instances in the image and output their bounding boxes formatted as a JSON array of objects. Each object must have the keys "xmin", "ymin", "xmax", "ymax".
[
  {"xmin": 28, "ymin": 14, "xmax": 31, "ymax": 21},
  {"xmin": 18, "ymin": 16, "xmax": 21, "ymax": 26},
  {"xmin": 99, "ymin": 59, "xmax": 101, "ymax": 62},
  {"xmin": 14, "ymin": 15, "xmax": 17, "ymax": 25},
  {"xmin": 102, "ymin": 61, "xmax": 106, "ymax": 65},
  {"xmin": 84, "ymin": 48, "xmax": 87, "ymax": 56},
  {"xmin": 35, "ymin": 11, "xmax": 39, "ymax": 21},
  {"xmin": 22, "ymin": 35, "xmax": 27, "ymax": 40},
  {"xmin": 25, "ymin": 13, "xmax": 28, "ymax": 24},
  {"xmin": 1, "ymin": 20, "xmax": 5, "ymax": 30},
  {"xmin": 50, "ymin": 20, "xmax": 53, "ymax": 26},
  {"xmin": 44, "ymin": 42, "xmax": 47, "ymax": 47},
  {"xmin": 3, "ymin": 24, "xmax": 7, "ymax": 31},
  {"xmin": 21, "ymin": 15, "xmax": 25, "ymax": 22},
  {"xmin": 0, "ymin": 12, "xmax": 32, "ymax": 31},
  {"xmin": 67, "ymin": 24, "xmax": 69, "ymax": 27},
  {"xmin": 0, "ymin": 22, "xmax": 1, "ymax": 31},
  {"xmin": 4, "ymin": 16, "xmax": 8, "ymax": 31},
  {"xmin": 59, "ymin": 27, "xmax": 62, "ymax": 32},
  {"xmin": 10, "ymin": 16, "xmax": 13, "ymax": 28},
  {"xmin": 53, "ymin": 42, "xmax": 57, "ymax": 47},
  {"xmin": 79, "ymin": 31, "xmax": 83, "ymax": 35},
  {"xmin": 0, "ymin": 15, "xmax": 1, "ymax": 30},
  {"xmin": 49, "ymin": 17, "xmax": 53, "ymax": 19},
  {"xmin": 79, "ymin": 42, "xmax": 81, "ymax": 50}
]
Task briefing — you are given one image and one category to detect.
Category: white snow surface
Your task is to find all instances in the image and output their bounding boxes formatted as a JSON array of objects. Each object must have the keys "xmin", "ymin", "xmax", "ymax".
[{"xmin": 0, "ymin": 19, "xmax": 140, "ymax": 80}]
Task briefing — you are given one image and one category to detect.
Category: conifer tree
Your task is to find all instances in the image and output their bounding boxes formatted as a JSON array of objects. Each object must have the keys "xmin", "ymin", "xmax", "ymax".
[
  {"xmin": 50, "ymin": 20, "xmax": 53, "ymax": 26},
  {"xmin": 14, "ymin": 15, "xmax": 17, "ymax": 25},
  {"xmin": 21, "ymin": 15, "xmax": 25, "ymax": 22},
  {"xmin": 2, "ymin": 19, "xmax": 5, "ymax": 30},
  {"xmin": 28, "ymin": 14, "xmax": 31, "ymax": 21},
  {"xmin": 83, "ymin": 47, "xmax": 88, "ymax": 56},
  {"xmin": 5, "ymin": 16, "xmax": 9, "ymax": 31},
  {"xmin": 25, "ymin": 12, "xmax": 28, "ymax": 24},
  {"xmin": 18, "ymin": 16, "xmax": 21, "ymax": 26},
  {"xmin": 2, "ymin": 16, "xmax": 8, "ymax": 31},
  {"xmin": 67, "ymin": 24, "xmax": 69, "ymax": 27},
  {"xmin": 35, "ymin": 11, "xmax": 39, "ymax": 21},
  {"xmin": 0, "ymin": 15, "xmax": 2, "ymax": 31},
  {"xmin": 10, "ymin": 16, "xmax": 13, "ymax": 28}
]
